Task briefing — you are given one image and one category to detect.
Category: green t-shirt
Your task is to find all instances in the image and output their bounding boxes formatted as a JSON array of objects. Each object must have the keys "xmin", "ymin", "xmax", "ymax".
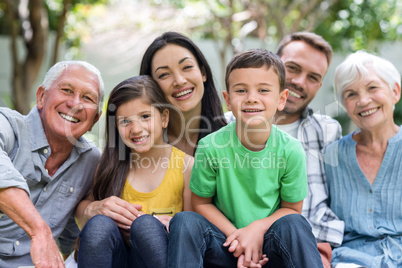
[{"xmin": 190, "ymin": 122, "xmax": 307, "ymax": 229}]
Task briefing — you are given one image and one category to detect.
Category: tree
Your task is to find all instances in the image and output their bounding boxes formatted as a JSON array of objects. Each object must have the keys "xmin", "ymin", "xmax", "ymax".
[{"xmin": 0, "ymin": 0, "xmax": 108, "ymax": 114}]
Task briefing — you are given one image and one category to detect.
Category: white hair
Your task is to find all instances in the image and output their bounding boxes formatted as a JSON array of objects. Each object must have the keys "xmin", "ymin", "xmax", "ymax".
[
  {"xmin": 41, "ymin": 61, "xmax": 105, "ymax": 114},
  {"xmin": 334, "ymin": 51, "xmax": 401, "ymax": 105}
]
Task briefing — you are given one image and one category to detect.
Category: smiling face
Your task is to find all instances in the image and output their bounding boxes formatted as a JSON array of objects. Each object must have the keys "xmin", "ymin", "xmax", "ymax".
[
  {"xmin": 150, "ymin": 44, "xmax": 206, "ymax": 114},
  {"xmin": 116, "ymin": 98, "xmax": 169, "ymax": 154},
  {"xmin": 342, "ymin": 67, "xmax": 401, "ymax": 131},
  {"xmin": 277, "ymin": 41, "xmax": 328, "ymax": 123},
  {"xmin": 36, "ymin": 65, "xmax": 100, "ymax": 142},
  {"xmin": 223, "ymin": 67, "xmax": 288, "ymax": 129}
]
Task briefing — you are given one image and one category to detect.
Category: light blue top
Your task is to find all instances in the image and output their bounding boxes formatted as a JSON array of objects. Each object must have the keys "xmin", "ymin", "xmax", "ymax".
[
  {"xmin": 0, "ymin": 107, "xmax": 101, "ymax": 267},
  {"xmin": 324, "ymin": 128, "xmax": 402, "ymax": 268}
]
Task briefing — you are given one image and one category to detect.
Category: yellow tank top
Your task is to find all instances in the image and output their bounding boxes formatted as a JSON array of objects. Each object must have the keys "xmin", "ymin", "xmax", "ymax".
[{"xmin": 121, "ymin": 147, "xmax": 185, "ymax": 217}]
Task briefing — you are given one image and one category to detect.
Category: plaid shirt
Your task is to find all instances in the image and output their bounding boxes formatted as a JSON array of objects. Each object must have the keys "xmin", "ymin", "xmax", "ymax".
[
  {"xmin": 225, "ymin": 108, "xmax": 345, "ymax": 246},
  {"xmin": 296, "ymin": 107, "xmax": 344, "ymax": 246}
]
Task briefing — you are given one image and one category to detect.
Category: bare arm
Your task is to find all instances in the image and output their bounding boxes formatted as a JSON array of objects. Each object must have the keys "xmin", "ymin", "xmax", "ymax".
[{"xmin": 0, "ymin": 187, "xmax": 65, "ymax": 268}]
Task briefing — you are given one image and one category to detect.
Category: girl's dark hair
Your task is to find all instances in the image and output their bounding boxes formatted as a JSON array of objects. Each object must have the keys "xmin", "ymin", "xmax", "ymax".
[
  {"xmin": 92, "ymin": 75, "xmax": 169, "ymax": 200},
  {"xmin": 140, "ymin": 31, "xmax": 226, "ymax": 144}
]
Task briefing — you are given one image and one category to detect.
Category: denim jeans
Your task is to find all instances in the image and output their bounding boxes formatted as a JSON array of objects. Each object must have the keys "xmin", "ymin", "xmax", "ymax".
[
  {"xmin": 168, "ymin": 212, "xmax": 323, "ymax": 268},
  {"xmin": 78, "ymin": 214, "xmax": 168, "ymax": 268}
]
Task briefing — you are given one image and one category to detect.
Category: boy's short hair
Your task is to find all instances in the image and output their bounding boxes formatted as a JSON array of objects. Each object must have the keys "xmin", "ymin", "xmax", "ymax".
[
  {"xmin": 225, "ymin": 49, "xmax": 286, "ymax": 92},
  {"xmin": 276, "ymin": 31, "xmax": 333, "ymax": 66}
]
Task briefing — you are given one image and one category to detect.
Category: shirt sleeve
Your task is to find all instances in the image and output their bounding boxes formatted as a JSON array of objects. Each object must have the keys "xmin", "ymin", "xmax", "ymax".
[
  {"xmin": 0, "ymin": 114, "xmax": 30, "ymax": 195},
  {"xmin": 280, "ymin": 140, "xmax": 308, "ymax": 203},
  {"xmin": 189, "ymin": 139, "xmax": 217, "ymax": 198}
]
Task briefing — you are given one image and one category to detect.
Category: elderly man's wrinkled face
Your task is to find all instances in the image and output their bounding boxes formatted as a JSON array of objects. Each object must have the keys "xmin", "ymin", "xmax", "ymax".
[
  {"xmin": 342, "ymin": 67, "xmax": 401, "ymax": 131},
  {"xmin": 36, "ymin": 65, "xmax": 101, "ymax": 142}
]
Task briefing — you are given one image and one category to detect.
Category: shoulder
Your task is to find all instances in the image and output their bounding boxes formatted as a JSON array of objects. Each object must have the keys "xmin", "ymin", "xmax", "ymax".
[
  {"xmin": 274, "ymin": 126, "xmax": 304, "ymax": 151},
  {"xmin": 198, "ymin": 122, "xmax": 234, "ymax": 145},
  {"xmin": 323, "ymin": 133, "xmax": 353, "ymax": 166}
]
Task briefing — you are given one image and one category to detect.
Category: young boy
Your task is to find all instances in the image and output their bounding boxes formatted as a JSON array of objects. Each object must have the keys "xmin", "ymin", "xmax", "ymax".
[{"xmin": 168, "ymin": 49, "xmax": 323, "ymax": 268}]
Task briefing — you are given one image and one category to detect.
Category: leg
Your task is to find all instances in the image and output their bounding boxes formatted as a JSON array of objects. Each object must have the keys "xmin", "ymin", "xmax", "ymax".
[
  {"xmin": 77, "ymin": 215, "xmax": 128, "ymax": 268},
  {"xmin": 262, "ymin": 214, "xmax": 324, "ymax": 268},
  {"xmin": 168, "ymin": 211, "xmax": 237, "ymax": 268},
  {"xmin": 129, "ymin": 214, "xmax": 168, "ymax": 268}
]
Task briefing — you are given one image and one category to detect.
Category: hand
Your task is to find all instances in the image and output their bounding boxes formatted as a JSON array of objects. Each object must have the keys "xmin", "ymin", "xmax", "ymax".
[
  {"xmin": 237, "ymin": 254, "xmax": 268, "ymax": 268},
  {"xmin": 86, "ymin": 196, "xmax": 142, "ymax": 229},
  {"xmin": 30, "ymin": 231, "xmax": 65, "ymax": 268},
  {"xmin": 153, "ymin": 215, "xmax": 172, "ymax": 232},
  {"xmin": 223, "ymin": 221, "xmax": 266, "ymax": 266}
]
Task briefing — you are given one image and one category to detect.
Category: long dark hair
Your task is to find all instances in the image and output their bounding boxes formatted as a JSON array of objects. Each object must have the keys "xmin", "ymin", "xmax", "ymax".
[
  {"xmin": 140, "ymin": 31, "xmax": 226, "ymax": 144},
  {"xmin": 92, "ymin": 75, "xmax": 170, "ymax": 200}
]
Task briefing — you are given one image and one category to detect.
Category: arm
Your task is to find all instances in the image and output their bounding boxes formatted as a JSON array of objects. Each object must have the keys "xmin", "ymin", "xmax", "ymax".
[{"xmin": 0, "ymin": 187, "xmax": 65, "ymax": 268}]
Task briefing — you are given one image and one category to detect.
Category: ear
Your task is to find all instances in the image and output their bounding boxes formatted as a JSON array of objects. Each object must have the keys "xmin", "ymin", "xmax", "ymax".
[
  {"xmin": 392, "ymin": 82, "xmax": 401, "ymax": 105},
  {"xmin": 201, "ymin": 68, "xmax": 207, "ymax": 82},
  {"xmin": 161, "ymin": 108, "xmax": 170, "ymax": 129},
  {"xmin": 222, "ymin": 91, "xmax": 231, "ymax": 111},
  {"xmin": 277, "ymin": 88, "xmax": 289, "ymax": 111},
  {"xmin": 36, "ymin": 86, "xmax": 46, "ymax": 109}
]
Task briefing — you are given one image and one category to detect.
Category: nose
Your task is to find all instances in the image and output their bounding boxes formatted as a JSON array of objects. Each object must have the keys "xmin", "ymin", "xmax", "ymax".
[
  {"xmin": 66, "ymin": 93, "xmax": 83, "ymax": 110},
  {"xmin": 357, "ymin": 92, "xmax": 372, "ymax": 106},
  {"xmin": 246, "ymin": 91, "xmax": 258, "ymax": 104},
  {"xmin": 173, "ymin": 71, "xmax": 187, "ymax": 87},
  {"xmin": 130, "ymin": 120, "xmax": 144, "ymax": 134},
  {"xmin": 290, "ymin": 73, "xmax": 307, "ymax": 89}
]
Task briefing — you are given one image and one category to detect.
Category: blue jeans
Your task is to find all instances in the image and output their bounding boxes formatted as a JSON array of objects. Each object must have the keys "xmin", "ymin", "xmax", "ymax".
[
  {"xmin": 168, "ymin": 212, "xmax": 323, "ymax": 268},
  {"xmin": 77, "ymin": 214, "xmax": 168, "ymax": 268}
]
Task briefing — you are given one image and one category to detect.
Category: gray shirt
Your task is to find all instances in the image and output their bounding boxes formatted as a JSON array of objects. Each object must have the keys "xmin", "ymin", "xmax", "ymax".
[{"xmin": 0, "ymin": 106, "xmax": 101, "ymax": 267}]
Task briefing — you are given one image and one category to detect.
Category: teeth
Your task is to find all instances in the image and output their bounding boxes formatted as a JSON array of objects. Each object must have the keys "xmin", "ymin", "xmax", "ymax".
[
  {"xmin": 360, "ymin": 108, "xmax": 378, "ymax": 117},
  {"xmin": 60, "ymin": 113, "xmax": 79, "ymax": 123},
  {"xmin": 174, "ymin": 89, "xmax": 193, "ymax": 98},
  {"xmin": 132, "ymin": 136, "xmax": 148, "ymax": 142},
  {"xmin": 289, "ymin": 90, "xmax": 302, "ymax": 99},
  {"xmin": 244, "ymin": 109, "xmax": 261, "ymax": 112}
]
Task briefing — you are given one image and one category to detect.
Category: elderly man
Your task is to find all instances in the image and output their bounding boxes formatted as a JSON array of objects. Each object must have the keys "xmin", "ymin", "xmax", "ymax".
[
  {"xmin": 226, "ymin": 32, "xmax": 344, "ymax": 267},
  {"xmin": 0, "ymin": 61, "xmax": 104, "ymax": 267}
]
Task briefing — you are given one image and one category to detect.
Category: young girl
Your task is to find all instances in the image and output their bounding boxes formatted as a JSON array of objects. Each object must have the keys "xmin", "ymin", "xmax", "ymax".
[{"xmin": 76, "ymin": 75, "xmax": 193, "ymax": 268}]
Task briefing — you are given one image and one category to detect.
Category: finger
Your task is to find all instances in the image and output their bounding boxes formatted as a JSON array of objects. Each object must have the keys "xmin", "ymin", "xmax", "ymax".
[
  {"xmin": 228, "ymin": 239, "xmax": 239, "ymax": 253},
  {"xmin": 259, "ymin": 255, "xmax": 269, "ymax": 266},
  {"xmin": 224, "ymin": 233, "xmax": 237, "ymax": 247},
  {"xmin": 237, "ymin": 254, "xmax": 246, "ymax": 268},
  {"xmin": 242, "ymin": 248, "xmax": 252, "ymax": 267}
]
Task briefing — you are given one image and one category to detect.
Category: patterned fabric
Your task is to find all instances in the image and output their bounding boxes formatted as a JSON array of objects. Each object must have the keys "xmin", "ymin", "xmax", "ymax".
[
  {"xmin": 324, "ymin": 129, "xmax": 402, "ymax": 267},
  {"xmin": 296, "ymin": 107, "xmax": 344, "ymax": 246}
]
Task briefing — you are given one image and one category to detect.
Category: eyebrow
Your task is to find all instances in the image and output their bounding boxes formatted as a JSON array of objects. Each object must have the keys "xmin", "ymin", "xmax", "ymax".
[
  {"xmin": 154, "ymin": 57, "xmax": 193, "ymax": 74},
  {"xmin": 232, "ymin": 82, "xmax": 274, "ymax": 87}
]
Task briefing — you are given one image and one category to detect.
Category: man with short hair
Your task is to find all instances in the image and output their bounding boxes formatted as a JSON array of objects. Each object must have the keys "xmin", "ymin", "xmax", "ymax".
[{"xmin": 0, "ymin": 61, "xmax": 104, "ymax": 267}]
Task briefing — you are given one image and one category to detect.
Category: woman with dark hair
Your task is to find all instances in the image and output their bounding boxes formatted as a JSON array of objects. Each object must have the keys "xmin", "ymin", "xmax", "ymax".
[{"xmin": 140, "ymin": 31, "xmax": 226, "ymax": 156}]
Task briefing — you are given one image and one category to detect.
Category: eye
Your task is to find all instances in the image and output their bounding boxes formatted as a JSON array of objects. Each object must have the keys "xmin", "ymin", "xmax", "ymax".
[
  {"xmin": 344, "ymin": 92, "xmax": 356, "ymax": 99},
  {"xmin": 83, "ymin": 95, "xmax": 96, "ymax": 104},
  {"xmin": 308, "ymin": 75, "xmax": 320, "ymax": 83},
  {"xmin": 183, "ymin": 65, "xmax": 194, "ymax": 71},
  {"xmin": 118, "ymin": 118, "xmax": 131, "ymax": 126},
  {"xmin": 260, "ymin": 88, "xmax": 270, "ymax": 93},
  {"xmin": 141, "ymin": 114, "xmax": 151, "ymax": 120},
  {"xmin": 61, "ymin": 88, "xmax": 73, "ymax": 94},
  {"xmin": 235, "ymin": 88, "xmax": 246, "ymax": 93},
  {"xmin": 286, "ymin": 65, "xmax": 298, "ymax": 73}
]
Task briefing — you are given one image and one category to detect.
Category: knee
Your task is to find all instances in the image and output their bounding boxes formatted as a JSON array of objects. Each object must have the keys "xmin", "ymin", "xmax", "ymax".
[
  {"xmin": 130, "ymin": 214, "xmax": 162, "ymax": 237},
  {"xmin": 170, "ymin": 211, "xmax": 206, "ymax": 237},
  {"xmin": 80, "ymin": 215, "xmax": 119, "ymax": 245},
  {"xmin": 271, "ymin": 214, "xmax": 312, "ymax": 236}
]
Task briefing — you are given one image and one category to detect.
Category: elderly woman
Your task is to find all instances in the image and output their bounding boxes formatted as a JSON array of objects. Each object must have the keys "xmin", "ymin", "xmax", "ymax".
[{"xmin": 324, "ymin": 51, "xmax": 402, "ymax": 267}]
